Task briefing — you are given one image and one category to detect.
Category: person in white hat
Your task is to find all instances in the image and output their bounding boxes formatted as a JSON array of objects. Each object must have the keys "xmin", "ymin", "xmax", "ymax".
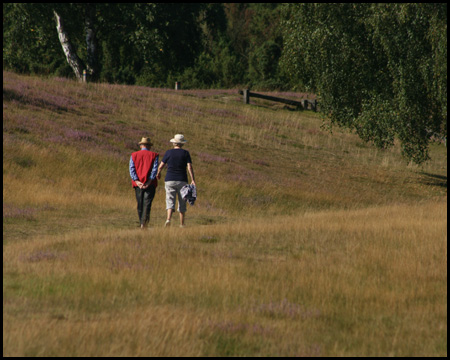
[
  {"xmin": 156, "ymin": 134, "xmax": 196, "ymax": 227},
  {"xmin": 129, "ymin": 137, "xmax": 159, "ymax": 228}
]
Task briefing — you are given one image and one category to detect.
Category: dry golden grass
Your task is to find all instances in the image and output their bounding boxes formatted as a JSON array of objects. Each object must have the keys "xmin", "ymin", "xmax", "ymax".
[
  {"xmin": 3, "ymin": 201, "xmax": 447, "ymax": 356},
  {"xmin": 3, "ymin": 71, "xmax": 447, "ymax": 356}
]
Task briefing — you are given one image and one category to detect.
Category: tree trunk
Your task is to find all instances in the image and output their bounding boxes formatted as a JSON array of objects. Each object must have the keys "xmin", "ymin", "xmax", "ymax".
[
  {"xmin": 53, "ymin": 9, "xmax": 85, "ymax": 81},
  {"xmin": 84, "ymin": 4, "xmax": 99, "ymax": 80}
]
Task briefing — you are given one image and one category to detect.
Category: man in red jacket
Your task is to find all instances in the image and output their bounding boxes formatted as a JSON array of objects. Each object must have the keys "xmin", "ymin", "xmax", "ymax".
[{"xmin": 129, "ymin": 137, "xmax": 159, "ymax": 228}]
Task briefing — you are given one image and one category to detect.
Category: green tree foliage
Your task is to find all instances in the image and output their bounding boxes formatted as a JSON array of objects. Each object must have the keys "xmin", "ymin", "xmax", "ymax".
[
  {"xmin": 281, "ymin": 3, "xmax": 447, "ymax": 164},
  {"xmin": 3, "ymin": 4, "xmax": 71, "ymax": 76}
]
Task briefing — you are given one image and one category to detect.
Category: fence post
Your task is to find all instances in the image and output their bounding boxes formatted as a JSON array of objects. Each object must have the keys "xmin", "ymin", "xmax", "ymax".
[
  {"xmin": 302, "ymin": 99, "xmax": 308, "ymax": 110},
  {"xmin": 243, "ymin": 89, "xmax": 250, "ymax": 104}
]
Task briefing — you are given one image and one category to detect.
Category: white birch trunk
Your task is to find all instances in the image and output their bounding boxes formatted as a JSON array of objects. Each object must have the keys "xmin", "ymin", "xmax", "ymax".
[{"xmin": 53, "ymin": 10, "xmax": 85, "ymax": 81}]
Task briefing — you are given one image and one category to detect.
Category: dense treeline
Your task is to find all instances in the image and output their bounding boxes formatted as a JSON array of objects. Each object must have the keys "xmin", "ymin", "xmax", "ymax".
[
  {"xmin": 3, "ymin": 3, "xmax": 286, "ymax": 89},
  {"xmin": 3, "ymin": 3, "xmax": 446, "ymax": 163}
]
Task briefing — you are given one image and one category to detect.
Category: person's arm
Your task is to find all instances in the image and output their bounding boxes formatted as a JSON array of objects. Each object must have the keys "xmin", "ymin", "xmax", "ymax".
[
  {"xmin": 156, "ymin": 161, "xmax": 165, "ymax": 180},
  {"xmin": 187, "ymin": 163, "xmax": 196, "ymax": 186},
  {"xmin": 143, "ymin": 155, "xmax": 159, "ymax": 188},
  {"xmin": 150, "ymin": 155, "xmax": 159, "ymax": 179},
  {"xmin": 130, "ymin": 156, "xmax": 143, "ymax": 188}
]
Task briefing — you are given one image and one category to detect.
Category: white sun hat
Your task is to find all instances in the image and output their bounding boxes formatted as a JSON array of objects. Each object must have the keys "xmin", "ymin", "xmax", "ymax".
[{"xmin": 170, "ymin": 134, "xmax": 188, "ymax": 143}]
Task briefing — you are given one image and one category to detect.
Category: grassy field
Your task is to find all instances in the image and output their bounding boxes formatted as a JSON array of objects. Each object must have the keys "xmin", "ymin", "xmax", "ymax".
[{"xmin": 3, "ymin": 71, "xmax": 447, "ymax": 356}]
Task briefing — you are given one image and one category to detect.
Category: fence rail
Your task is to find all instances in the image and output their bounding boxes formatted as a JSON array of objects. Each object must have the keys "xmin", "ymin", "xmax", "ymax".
[{"xmin": 238, "ymin": 89, "xmax": 317, "ymax": 111}]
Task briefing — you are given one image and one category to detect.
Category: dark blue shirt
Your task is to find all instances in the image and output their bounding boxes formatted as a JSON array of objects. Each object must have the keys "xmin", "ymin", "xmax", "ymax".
[{"xmin": 162, "ymin": 148, "xmax": 192, "ymax": 182}]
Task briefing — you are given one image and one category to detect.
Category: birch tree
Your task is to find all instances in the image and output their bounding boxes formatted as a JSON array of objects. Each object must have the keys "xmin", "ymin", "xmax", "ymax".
[
  {"xmin": 281, "ymin": 3, "xmax": 447, "ymax": 164},
  {"xmin": 53, "ymin": 9, "xmax": 85, "ymax": 81}
]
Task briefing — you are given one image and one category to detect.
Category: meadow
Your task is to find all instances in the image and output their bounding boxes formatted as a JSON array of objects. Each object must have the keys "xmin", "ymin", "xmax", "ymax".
[{"xmin": 3, "ymin": 71, "xmax": 447, "ymax": 356}]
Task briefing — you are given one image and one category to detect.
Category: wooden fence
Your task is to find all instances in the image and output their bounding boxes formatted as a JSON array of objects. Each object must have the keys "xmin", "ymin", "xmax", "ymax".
[{"xmin": 238, "ymin": 89, "xmax": 317, "ymax": 111}]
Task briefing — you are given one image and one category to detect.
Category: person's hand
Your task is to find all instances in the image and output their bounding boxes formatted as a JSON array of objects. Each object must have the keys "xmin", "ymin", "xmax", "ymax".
[
  {"xmin": 142, "ymin": 180, "xmax": 151, "ymax": 189},
  {"xmin": 156, "ymin": 173, "xmax": 161, "ymax": 180},
  {"xmin": 135, "ymin": 181, "xmax": 144, "ymax": 189},
  {"xmin": 191, "ymin": 180, "xmax": 196, "ymax": 187}
]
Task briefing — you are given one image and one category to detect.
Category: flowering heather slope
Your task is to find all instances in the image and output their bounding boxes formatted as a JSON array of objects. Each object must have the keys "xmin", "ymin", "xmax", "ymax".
[{"xmin": 4, "ymin": 70, "xmax": 446, "ymax": 235}]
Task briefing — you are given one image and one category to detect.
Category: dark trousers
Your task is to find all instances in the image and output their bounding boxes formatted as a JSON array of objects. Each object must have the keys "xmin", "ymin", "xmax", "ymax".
[{"xmin": 134, "ymin": 186, "xmax": 156, "ymax": 226}]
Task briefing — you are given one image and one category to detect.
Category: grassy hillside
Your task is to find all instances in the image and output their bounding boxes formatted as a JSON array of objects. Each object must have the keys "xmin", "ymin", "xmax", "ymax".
[{"xmin": 3, "ymin": 71, "xmax": 447, "ymax": 356}]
